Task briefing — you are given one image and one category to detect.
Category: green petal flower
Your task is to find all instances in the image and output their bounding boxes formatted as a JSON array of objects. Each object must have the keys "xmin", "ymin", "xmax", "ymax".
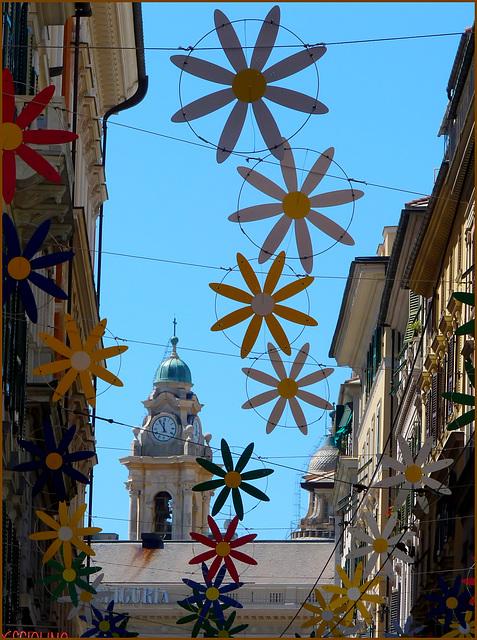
[
  {"xmin": 193, "ymin": 438, "xmax": 273, "ymax": 519},
  {"xmin": 42, "ymin": 551, "xmax": 101, "ymax": 605}
]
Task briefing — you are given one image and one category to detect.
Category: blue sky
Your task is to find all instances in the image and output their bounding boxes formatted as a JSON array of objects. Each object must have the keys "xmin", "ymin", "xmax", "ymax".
[{"xmin": 89, "ymin": 2, "xmax": 474, "ymax": 542}]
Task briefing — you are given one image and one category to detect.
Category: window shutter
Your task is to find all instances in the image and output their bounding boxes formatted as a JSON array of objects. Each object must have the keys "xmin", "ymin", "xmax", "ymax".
[
  {"xmin": 447, "ymin": 336, "xmax": 455, "ymax": 417},
  {"xmin": 426, "ymin": 390, "xmax": 432, "ymax": 439}
]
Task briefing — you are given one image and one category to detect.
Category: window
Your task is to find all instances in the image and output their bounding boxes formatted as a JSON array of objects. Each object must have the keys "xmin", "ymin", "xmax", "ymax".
[
  {"xmin": 376, "ymin": 403, "xmax": 381, "ymax": 455},
  {"xmin": 270, "ymin": 592, "xmax": 284, "ymax": 603},
  {"xmin": 2, "ymin": 3, "xmax": 38, "ymax": 95},
  {"xmin": 153, "ymin": 492, "xmax": 173, "ymax": 540},
  {"xmin": 365, "ymin": 327, "xmax": 382, "ymax": 395}
]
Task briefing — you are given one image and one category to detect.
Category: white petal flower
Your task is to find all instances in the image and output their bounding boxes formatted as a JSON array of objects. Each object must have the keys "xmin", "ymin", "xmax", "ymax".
[
  {"xmin": 371, "ymin": 435, "xmax": 453, "ymax": 513},
  {"xmin": 58, "ymin": 573, "xmax": 113, "ymax": 624},
  {"xmin": 230, "ymin": 142, "xmax": 363, "ymax": 272},
  {"xmin": 171, "ymin": 6, "xmax": 328, "ymax": 163},
  {"xmin": 242, "ymin": 342, "xmax": 333, "ymax": 434},
  {"xmin": 346, "ymin": 511, "xmax": 413, "ymax": 579}
]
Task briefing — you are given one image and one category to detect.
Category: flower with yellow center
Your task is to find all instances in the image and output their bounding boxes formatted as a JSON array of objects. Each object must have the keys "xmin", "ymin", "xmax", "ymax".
[
  {"xmin": 230, "ymin": 142, "xmax": 364, "ymax": 273},
  {"xmin": 171, "ymin": 6, "xmax": 328, "ymax": 163},
  {"xmin": 242, "ymin": 342, "xmax": 333, "ymax": 434},
  {"xmin": 202, "ymin": 611, "xmax": 249, "ymax": 638},
  {"xmin": 190, "ymin": 515, "xmax": 257, "ymax": 582},
  {"xmin": 346, "ymin": 511, "xmax": 413, "ymax": 580},
  {"xmin": 2, "ymin": 68, "xmax": 78, "ymax": 203},
  {"xmin": 372, "ymin": 435, "xmax": 453, "ymax": 514},
  {"xmin": 58, "ymin": 573, "xmax": 113, "ymax": 625},
  {"xmin": 322, "ymin": 562, "xmax": 385, "ymax": 624},
  {"xmin": 29, "ymin": 502, "xmax": 101, "ymax": 569},
  {"xmin": 301, "ymin": 590, "xmax": 353, "ymax": 636},
  {"xmin": 32, "ymin": 313, "xmax": 128, "ymax": 408},
  {"xmin": 42, "ymin": 551, "xmax": 100, "ymax": 605},
  {"xmin": 210, "ymin": 251, "xmax": 317, "ymax": 359},
  {"xmin": 194, "ymin": 438, "xmax": 273, "ymax": 520},
  {"xmin": 82, "ymin": 600, "xmax": 133, "ymax": 637},
  {"xmin": 14, "ymin": 420, "xmax": 94, "ymax": 501},
  {"xmin": 425, "ymin": 575, "xmax": 473, "ymax": 631},
  {"xmin": 442, "ymin": 611, "xmax": 476, "ymax": 637},
  {"xmin": 182, "ymin": 563, "xmax": 243, "ymax": 625}
]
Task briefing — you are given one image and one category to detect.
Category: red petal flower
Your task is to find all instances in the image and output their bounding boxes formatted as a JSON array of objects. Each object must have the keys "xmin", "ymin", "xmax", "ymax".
[
  {"xmin": 189, "ymin": 515, "xmax": 257, "ymax": 582},
  {"xmin": 2, "ymin": 68, "xmax": 78, "ymax": 203}
]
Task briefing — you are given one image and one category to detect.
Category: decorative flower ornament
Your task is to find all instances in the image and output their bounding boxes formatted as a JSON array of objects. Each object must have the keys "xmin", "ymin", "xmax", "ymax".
[
  {"xmin": 203, "ymin": 610, "xmax": 249, "ymax": 638},
  {"xmin": 3, "ymin": 214, "xmax": 74, "ymax": 322},
  {"xmin": 2, "ymin": 68, "xmax": 78, "ymax": 203},
  {"xmin": 81, "ymin": 600, "xmax": 137, "ymax": 638},
  {"xmin": 29, "ymin": 502, "xmax": 101, "ymax": 569},
  {"xmin": 171, "ymin": 6, "xmax": 327, "ymax": 162},
  {"xmin": 462, "ymin": 559, "xmax": 475, "ymax": 605},
  {"xmin": 384, "ymin": 615, "xmax": 425, "ymax": 637},
  {"xmin": 58, "ymin": 573, "xmax": 114, "ymax": 624},
  {"xmin": 441, "ymin": 611, "xmax": 476, "ymax": 638},
  {"xmin": 42, "ymin": 551, "xmax": 100, "ymax": 603},
  {"xmin": 301, "ymin": 590, "xmax": 353, "ymax": 636},
  {"xmin": 14, "ymin": 421, "xmax": 94, "ymax": 500},
  {"xmin": 210, "ymin": 251, "xmax": 317, "ymax": 358},
  {"xmin": 193, "ymin": 438, "xmax": 273, "ymax": 520},
  {"xmin": 176, "ymin": 596, "xmax": 227, "ymax": 638},
  {"xmin": 242, "ymin": 342, "xmax": 333, "ymax": 434},
  {"xmin": 322, "ymin": 562, "xmax": 385, "ymax": 624},
  {"xmin": 230, "ymin": 144, "xmax": 363, "ymax": 272},
  {"xmin": 424, "ymin": 575, "xmax": 472, "ymax": 630},
  {"xmin": 371, "ymin": 435, "xmax": 453, "ymax": 513},
  {"xmin": 181, "ymin": 563, "xmax": 243, "ymax": 624},
  {"xmin": 32, "ymin": 313, "xmax": 128, "ymax": 408},
  {"xmin": 189, "ymin": 515, "xmax": 257, "ymax": 582},
  {"xmin": 345, "ymin": 511, "xmax": 413, "ymax": 579}
]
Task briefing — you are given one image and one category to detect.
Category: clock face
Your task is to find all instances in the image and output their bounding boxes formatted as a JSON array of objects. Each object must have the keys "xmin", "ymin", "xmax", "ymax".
[
  {"xmin": 192, "ymin": 417, "xmax": 201, "ymax": 443},
  {"xmin": 151, "ymin": 415, "xmax": 177, "ymax": 443}
]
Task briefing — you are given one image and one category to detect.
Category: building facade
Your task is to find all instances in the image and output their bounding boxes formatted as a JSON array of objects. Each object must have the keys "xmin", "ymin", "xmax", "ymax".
[{"xmin": 2, "ymin": 2, "xmax": 147, "ymax": 635}]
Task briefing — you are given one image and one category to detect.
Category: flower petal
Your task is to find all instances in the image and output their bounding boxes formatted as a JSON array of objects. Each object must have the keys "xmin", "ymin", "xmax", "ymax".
[
  {"xmin": 422, "ymin": 459, "xmax": 453, "ymax": 474},
  {"xmin": 189, "ymin": 550, "xmax": 216, "ymax": 564},
  {"xmin": 224, "ymin": 556, "xmax": 240, "ymax": 583},
  {"xmin": 217, "ymin": 99, "xmax": 248, "ymax": 164},
  {"xmin": 289, "ymin": 397, "xmax": 308, "ymax": 434},
  {"xmin": 225, "ymin": 516, "xmax": 240, "ymax": 543},
  {"xmin": 274, "ymin": 304, "xmax": 317, "ymax": 327},
  {"xmin": 88, "ymin": 362, "xmax": 123, "ymax": 387},
  {"xmin": 18, "ymin": 279, "xmax": 38, "ymax": 322},
  {"xmin": 267, "ymin": 342, "xmax": 287, "ymax": 379},
  {"xmin": 250, "ymin": 5, "xmax": 280, "ymax": 70},
  {"xmin": 295, "ymin": 218, "xmax": 314, "ymax": 273},
  {"xmin": 32, "ymin": 359, "xmax": 70, "ymax": 376},
  {"xmin": 241, "ymin": 314, "xmax": 262, "ymax": 358},
  {"xmin": 309, "ymin": 188, "xmax": 364, "ymax": 208},
  {"xmin": 79, "ymin": 370, "xmax": 96, "ymax": 407},
  {"xmin": 420, "ymin": 476, "xmax": 452, "ymax": 494},
  {"xmin": 228, "ymin": 202, "xmax": 283, "ymax": 223},
  {"xmin": 263, "ymin": 251, "xmax": 286, "ymax": 295},
  {"xmin": 82, "ymin": 317, "xmax": 107, "ymax": 353},
  {"xmin": 170, "ymin": 55, "xmax": 235, "ymax": 84},
  {"xmin": 232, "ymin": 487, "xmax": 244, "ymax": 520},
  {"xmin": 211, "ymin": 305, "xmax": 253, "ymax": 332},
  {"xmin": 235, "ymin": 442, "xmax": 254, "ymax": 473},
  {"xmin": 196, "ymin": 457, "xmax": 227, "ymax": 478},
  {"xmin": 265, "ymin": 85, "xmax": 328, "ymax": 115},
  {"xmin": 280, "ymin": 141, "xmax": 298, "ymax": 192},
  {"xmin": 15, "ymin": 84, "xmax": 55, "ymax": 129},
  {"xmin": 193, "ymin": 479, "xmax": 226, "ymax": 492},
  {"xmin": 22, "ymin": 219, "xmax": 50, "ymax": 260},
  {"xmin": 214, "ymin": 10, "xmax": 247, "ymax": 73},
  {"xmin": 171, "ymin": 89, "xmax": 235, "ymax": 122},
  {"xmin": 237, "ymin": 166, "xmax": 287, "ymax": 201},
  {"xmin": 242, "ymin": 366, "xmax": 279, "ymax": 387},
  {"xmin": 289, "ymin": 343, "xmax": 309, "ymax": 381},
  {"xmin": 266, "ymin": 396, "xmax": 286, "ymax": 432},
  {"xmin": 29, "ymin": 250, "xmax": 75, "ymax": 270},
  {"xmin": 42, "ymin": 538, "xmax": 63, "ymax": 564},
  {"xmin": 240, "ymin": 482, "xmax": 270, "ymax": 502},
  {"xmin": 221, "ymin": 438, "xmax": 234, "ymax": 472},
  {"xmin": 240, "ymin": 468, "xmax": 273, "ymax": 481},
  {"xmin": 415, "ymin": 436, "xmax": 434, "ymax": 467},
  {"xmin": 265, "ymin": 314, "xmax": 290, "ymax": 355},
  {"xmin": 16, "ymin": 143, "xmax": 62, "ymax": 182},
  {"xmin": 273, "ymin": 275, "xmax": 313, "ymax": 302},
  {"xmin": 211, "ymin": 486, "xmax": 231, "ymax": 516},
  {"xmin": 90, "ymin": 345, "xmax": 128, "ymax": 362},
  {"xmin": 208, "ymin": 283, "xmax": 253, "ymax": 304},
  {"xmin": 2, "ymin": 213, "xmax": 21, "ymax": 256},
  {"xmin": 252, "ymin": 99, "xmax": 284, "ymax": 159},
  {"xmin": 397, "ymin": 435, "xmax": 414, "ymax": 467},
  {"xmin": 307, "ymin": 209, "xmax": 354, "ymax": 245},
  {"xmin": 258, "ymin": 215, "xmax": 292, "ymax": 264},
  {"xmin": 52, "ymin": 367, "xmax": 79, "ymax": 403},
  {"xmin": 301, "ymin": 148, "xmax": 334, "ymax": 195},
  {"xmin": 237, "ymin": 253, "xmax": 261, "ymax": 294},
  {"xmin": 297, "ymin": 367, "xmax": 333, "ymax": 387},
  {"xmin": 2, "ymin": 150, "xmax": 17, "ymax": 203},
  {"xmin": 27, "ymin": 271, "xmax": 68, "ymax": 300},
  {"xmin": 264, "ymin": 46, "xmax": 327, "ymax": 83},
  {"xmin": 242, "ymin": 389, "xmax": 279, "ymax": 409},
  {"xmin": 36, "ymin": 509, "xmax": 61, "ymax": 530},
  {"xmin": 22, "ymin": 129, "xmax": 78, "ymax": 145},
  {"xmin": 229, "ymin": 549, "xmax": 257, "ymax": 566}
]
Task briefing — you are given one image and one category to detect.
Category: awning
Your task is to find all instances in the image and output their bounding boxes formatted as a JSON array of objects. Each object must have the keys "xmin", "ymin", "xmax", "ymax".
[{"xmin": 334, "ymin": 403, "xmax": 353, "ymax": 447}]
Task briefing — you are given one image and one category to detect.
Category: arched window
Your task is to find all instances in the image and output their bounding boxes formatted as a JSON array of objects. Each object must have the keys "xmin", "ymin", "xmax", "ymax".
[{"xmin": 154, "ymin": 491, "xmax": 172, "ymax": 540}]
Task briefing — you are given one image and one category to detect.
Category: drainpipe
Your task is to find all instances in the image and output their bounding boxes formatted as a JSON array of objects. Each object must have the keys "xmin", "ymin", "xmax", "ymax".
[{"xmin": 88, "ymin": 1, "xmax": 148, "ymax": 540}]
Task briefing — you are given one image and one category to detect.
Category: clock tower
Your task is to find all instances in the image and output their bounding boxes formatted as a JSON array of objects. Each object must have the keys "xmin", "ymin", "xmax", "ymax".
[{"xmin": 120, "ymin": 336, "xmax": 214, "ymax": 540}]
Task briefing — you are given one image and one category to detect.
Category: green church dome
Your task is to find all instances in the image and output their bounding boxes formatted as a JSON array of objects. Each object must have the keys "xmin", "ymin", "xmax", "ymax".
[{"xmin": 154, "ymin": 336, "xmax": 192, "ymax": 384}]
